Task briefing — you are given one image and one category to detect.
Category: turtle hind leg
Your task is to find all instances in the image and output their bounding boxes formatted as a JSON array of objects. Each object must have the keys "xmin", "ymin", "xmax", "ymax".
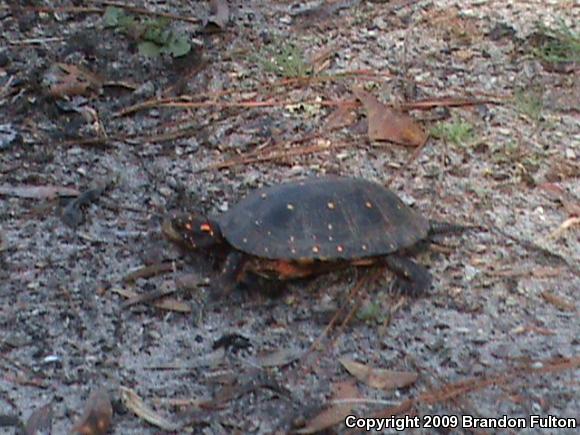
[
  {"xmin": 384, "ymin": 255, "xmax": 432, "ymax": 297},
  {"xmin": 239, "ymin": 273, "xmax": 288, "ymax": 297},
  {"xmin": 216, "ymin": 252, "xmax": 287, "ymax": 297}
]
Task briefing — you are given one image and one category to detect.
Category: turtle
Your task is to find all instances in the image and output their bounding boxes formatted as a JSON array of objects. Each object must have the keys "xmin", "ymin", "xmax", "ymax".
[{"xmin": 163, "ymin": 176, "xmax": 467, "ymax": 296}]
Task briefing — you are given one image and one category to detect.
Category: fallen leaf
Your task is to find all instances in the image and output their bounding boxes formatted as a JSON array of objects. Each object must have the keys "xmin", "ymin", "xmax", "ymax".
[
  {"xmin": 296, "ymin": 381, "xmax": 358, "ymax": 434},
  {"xmin": 339, "ymin": 357, "xmax": 418, "ymax": 390},
  {"xmin": 205, "ymin": 0, "xmax": 229, "ymax": 30},
  {"xmin": 537, "ymin": 182, "xmax": 566, "ymax": 197},
  {"xmin": 111, "ymin": 287, "xmax": 191, "ymax": 313},
  {"xmin": 531, "ymin": 266, "xmax": 566, "ymax": 278},
  {"xmin": 544, "ymin": 81, "xmax": 580, "ymax": 113},
  {"xmin": 513, "ymin": 324, "xmax": 556, "ymax": 336},
  {"xmin": 309, "ymin": 45, "xmax": 334, "ymax": 74},
  {"xmin": 547, "ymin": 217, "xmax": 580, "ymax": 240},
  {"xmin": 254, "ymin": 347, "xmax": 303, "ymax": 368},
  {"xmin": 23, "ymin": 403, "xmax": 53, "ymax": 435},
  {"xmin": 325, "ymin": 104, "xmax": 357, "ymax": 129},
  {"xmin": 537, "ymin": 182, "xmax": 580, "ymax": 217},
  {"xmin": 544, "ymin": 158, "xmax": 579, "ymax": 182},
  {"xmin": 354, "ymin": 88, "xmax": 427, "ymax": 147},
  {"xmin": 120, "ymin": 386, "xmax": 181, "ymax": 432},
  {"xmin": 122, "ymin": 263, "xmax": 176, "ymax": 283},
  {"xmin": 43, "ymin": 63, "xmax": 103, "ymax": 97},
  {"xmin": 70, "ymin": 387, "xmax": 113, "ymax": 435},
  {"xmin": 0, "ymin": 184, "xmax": 80, "ymax": 199},
  {"xmin": 541, "ymin": 291, "xmax": 576, "ymax": 312}
]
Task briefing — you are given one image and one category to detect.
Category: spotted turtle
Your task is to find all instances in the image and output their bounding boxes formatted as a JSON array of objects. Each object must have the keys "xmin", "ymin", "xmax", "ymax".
[{"xmin": 163, "ymin": 176, "xmax": 465, "ymax": 295}]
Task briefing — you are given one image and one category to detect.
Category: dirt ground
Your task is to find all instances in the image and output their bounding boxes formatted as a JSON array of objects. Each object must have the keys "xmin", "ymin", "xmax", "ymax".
[{"xmin": 0, "ymin": 1, "xmax": 578, "ymax": 434}]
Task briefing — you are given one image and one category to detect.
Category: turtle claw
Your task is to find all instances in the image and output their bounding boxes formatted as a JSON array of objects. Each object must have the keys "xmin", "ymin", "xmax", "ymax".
[{"xmin": 385, "ymin": 255, "xmax": 432, "ymax": 297}]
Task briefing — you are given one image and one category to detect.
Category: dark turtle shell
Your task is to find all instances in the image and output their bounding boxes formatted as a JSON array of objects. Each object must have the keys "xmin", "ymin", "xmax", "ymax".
[{"xmin": 217, "ymin": 177, "xmax": 430, "ymax": 261}]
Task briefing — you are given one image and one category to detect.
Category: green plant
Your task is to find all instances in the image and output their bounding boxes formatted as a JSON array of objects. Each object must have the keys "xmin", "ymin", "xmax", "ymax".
[
  {"xmin": 356, "ymin": 301, "xmax": 389, "ymax": 325},
  {"xmin": 491, "ymin": 140, "xmax": 520, "ymax": 164},
  {"xmin": 103, "ymin": 7, "xmax": 191, "ymax": 58},
  {"xmin": 430, "ymin": 119, "xmax": 475, "ymax": 147},
  {"xmin": 253, "ymin": 42, "xmax": 311, "ymax": 78},
  {"xmin": 532, "ymin": 20, "xmax": 580, "ymax": 65},
  {"xmin": 514, "ymin": 89, "xmax": 544, "ymax": 122}
]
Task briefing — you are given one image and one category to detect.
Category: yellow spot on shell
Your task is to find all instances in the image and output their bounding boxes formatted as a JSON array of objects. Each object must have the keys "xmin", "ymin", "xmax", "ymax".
[
  {"xmin": 365, "ymin": 201, "xmax": 373, "ymax": 208},
  {"xmin": 312, "ymin": 245, "xmax": 320, "ymax": 253},
  {"xmin": 289, "ymin": 236, "xmax": 295, "ymax": 242},
  {"xmin": 337, "ymin": 245, "xmax": 344, "ymax": 253},
  {"xmin": 362, "ymin": 244, "xmax": 368, "ymax": 251},
  {"xmin": 328, "ymin": 223, "xmax": 333, "ymax": 230},
  {"xmin": 243, "ymin": 238, "xmax": 248, "ymax": 243},
  {"xmin": 261, "ymin": 193, "xmax": 267, "ymax": 199},
  {"xmin": 328, "ymin": 236, "xmax": 333, "ymax": 241},
  {"xmin": 291, "ymin": 248, "xmax": 297, "ymax": 254},
  {"xmin": 327, "ymin": 202, "xmax": 335, "ymax": 209},
  {"xmin": 185, "ymin": 223, "xmax": 193, "ymax": 231},
  {"xmin": 287, "ymin": 203, "xmax": 295, "ymax": 210}
]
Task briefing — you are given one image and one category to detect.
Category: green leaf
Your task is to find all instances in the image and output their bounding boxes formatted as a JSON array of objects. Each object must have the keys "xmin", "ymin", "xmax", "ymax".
[
  {"xmin": 163, "ymin": 36, "xmax": 191, "ymax": 57},
  {"xmin": 103, "ymin": 6, "xmax": 125, "ymax": 27},
  {"xmin": 138, "ymin": 41, "xmax": 161, "ymax": 57}
]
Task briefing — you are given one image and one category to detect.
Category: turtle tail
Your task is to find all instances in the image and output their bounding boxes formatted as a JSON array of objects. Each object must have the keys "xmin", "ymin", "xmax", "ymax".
[{"xmin": 428, "ymin": 220, "xmax": 479, "ymax": 236}]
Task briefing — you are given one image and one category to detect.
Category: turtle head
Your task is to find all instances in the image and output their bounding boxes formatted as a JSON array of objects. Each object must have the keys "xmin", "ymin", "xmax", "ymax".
[{"xmin": 162, "ymin": 213, "xmax": 224, "ymax": 250}]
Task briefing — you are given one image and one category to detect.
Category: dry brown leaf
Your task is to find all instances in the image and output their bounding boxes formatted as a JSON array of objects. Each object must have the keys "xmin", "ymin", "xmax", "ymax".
[
  {"xmin": 354, "ymin": 88, "xmax": 427, "ymax": 147},
  {"xmin": 122, "ymin": 263, "xmax": 175, "ymax": 283},
  {"xmin": 44, "ymin": 63, "xmax": 103, "ymax": 97},
  {"xmin": 541, "ymin": 291, "xmax": 576, "ymax": 312},
  {"xmin": 206, "ymin": 0, "xmax": 229, "ymax": 29},
  {"xmin": 544, "ymin": 158, "xmax": 580, "ymax": 182},
  {"xmin": 537, "ymin": 182, "xmax": 580, "ymax": 217},
  {"xmin": 23, "ymin": 403, "xmax": 53, "ymax": 435},
  {"xmin": 254, "ymin": 347, "xmax": 303, "ymax": 368},
  {"xmin": 544, "ymin": 81, "xmax": 580, "ymax": 113},
  {"xmin": 340, "ymin": 357, "xmax": 418, "ymax": 390},
  {"xmin": 309, "ymin": 45, "xmax": 334, "ymax": 74},
  {"xmin": 296, "ymin": 380, "xmax": 359, "ymax": 434},
  {"xmin": 120, "ymin": 386, "xmax": 181, "ymax": 432},
  {"xmin": 548, "ymin": 217, "xmax": 580, "ymax": 239},
  {"xmin": 531, "ymin": 266, "xmax": 566, "ymax": 278},
  {"xmin": 111, "ymin": 287, "xmax": 191, "ymax": 313},
  {"xmin": 0, "ymin": 184, "xmax": 80, "ymax": 199},
  {"xmin": 512, "ymin": 324, "xmax": 556, "ymax": 336},
  {"xmin": 70, "ymin": 388, "xmax": 113, "ymax": 435},
  {"xmin": 325, "ymin": 104, "xmax": 357, "ymax": 129}
]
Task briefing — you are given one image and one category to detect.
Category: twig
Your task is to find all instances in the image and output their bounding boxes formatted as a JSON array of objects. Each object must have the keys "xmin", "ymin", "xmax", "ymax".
[
  {"xmin": 491, "ymin": 226, "xmax": 580, "ymax": 277},
  {"xmin": 201, "ymin": 140, "xmax": 359, "ymax": 171},
  {"xmin": 123, "ymin": 262, "xmax": 176, "ymax": 283}
]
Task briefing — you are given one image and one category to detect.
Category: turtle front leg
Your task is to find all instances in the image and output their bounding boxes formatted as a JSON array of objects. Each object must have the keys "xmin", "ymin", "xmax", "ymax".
[
  {"xmin": 384, "ymin": 255, "xmax": 432, "ymax": 296},
  {"xmin": 216, "ymin": 250, "xmax": 248, "ymax": 295}
]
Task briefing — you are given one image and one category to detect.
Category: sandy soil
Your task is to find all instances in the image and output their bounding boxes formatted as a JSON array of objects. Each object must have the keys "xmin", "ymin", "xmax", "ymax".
[{"xmin": 0, "ymin": 1, "xmax": 578, "ymax": 433}]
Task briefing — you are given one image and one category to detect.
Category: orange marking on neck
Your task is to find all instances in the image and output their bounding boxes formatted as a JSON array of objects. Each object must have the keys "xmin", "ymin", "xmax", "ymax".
[{"xmin": 200, "ymin": 223, "xmax": 214, "ymax": 236}]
